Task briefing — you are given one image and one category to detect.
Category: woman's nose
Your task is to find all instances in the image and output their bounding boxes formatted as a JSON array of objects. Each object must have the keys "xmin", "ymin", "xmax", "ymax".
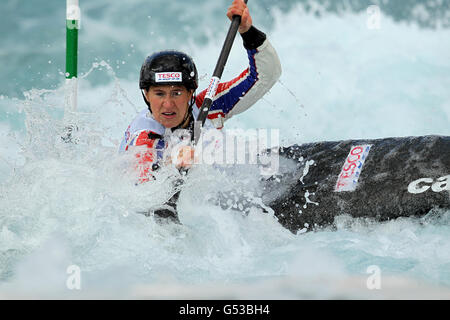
[{"xmin": 161, "ymin": 96, "xmax": 175, "ymax": 107}]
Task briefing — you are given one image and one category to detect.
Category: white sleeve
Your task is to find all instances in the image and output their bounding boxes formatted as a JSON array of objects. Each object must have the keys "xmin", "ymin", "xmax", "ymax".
[{"xmin": 225, "ymin": 39, "xmax": 282, "ymax": 120}]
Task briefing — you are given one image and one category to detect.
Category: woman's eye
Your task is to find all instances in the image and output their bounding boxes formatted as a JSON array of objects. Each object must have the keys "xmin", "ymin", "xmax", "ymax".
[{"xmin": 172, "ymin": 91, "xmax": 182, "ymax": 97}]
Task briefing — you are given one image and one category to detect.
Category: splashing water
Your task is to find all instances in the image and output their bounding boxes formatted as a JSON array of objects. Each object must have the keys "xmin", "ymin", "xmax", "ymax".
[{"xmin": 0, "ymin": 0, "xmax": 450, "ymax": 299}]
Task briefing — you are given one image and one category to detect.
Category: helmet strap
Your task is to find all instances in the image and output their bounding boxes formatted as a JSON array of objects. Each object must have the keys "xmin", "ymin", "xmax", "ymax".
[
  {"xmin": 171, "ymin": 93, "xmax": 196, "ymax": 132},
  {"xmin": 141, "ymin": 90, "xmax": 152, "ymax": 111}
]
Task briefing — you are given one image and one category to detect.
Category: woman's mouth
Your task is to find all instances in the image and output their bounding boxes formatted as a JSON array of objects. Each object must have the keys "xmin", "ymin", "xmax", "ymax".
[{"xmin": 162, "ymin": 112, "xmax": 176, "ymax": 118}]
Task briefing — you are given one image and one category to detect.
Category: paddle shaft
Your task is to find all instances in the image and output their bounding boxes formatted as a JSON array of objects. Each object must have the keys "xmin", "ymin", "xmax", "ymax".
[
  {"xmin": 168, "ymin": 1, "xmax": 249, "ymax": 208},
  {"xmin": 194, "ymin": 0, "xmax": 249, "ymax": 144}
]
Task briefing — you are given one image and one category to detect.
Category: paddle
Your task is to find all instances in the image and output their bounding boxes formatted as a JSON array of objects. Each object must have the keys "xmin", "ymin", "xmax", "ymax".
[
  {"xmin": 193, "ymin": 0, "xmax": 249, "ymax": 145},
  {"xmin": 152, "ymin": 0, "xmax": 249, "ymax": 221}
]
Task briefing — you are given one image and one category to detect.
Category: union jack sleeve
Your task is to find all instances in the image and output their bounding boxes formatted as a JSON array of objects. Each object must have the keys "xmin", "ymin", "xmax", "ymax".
[{"xmin": 195, "ymin": 38, "xmax": 281, "ymax": 129}]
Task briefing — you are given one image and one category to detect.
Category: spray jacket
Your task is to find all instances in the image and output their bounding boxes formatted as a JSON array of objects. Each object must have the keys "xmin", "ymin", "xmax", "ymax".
[{"xmin": 119, "ymin": 26, "xmax": 282, "ymax": 181}]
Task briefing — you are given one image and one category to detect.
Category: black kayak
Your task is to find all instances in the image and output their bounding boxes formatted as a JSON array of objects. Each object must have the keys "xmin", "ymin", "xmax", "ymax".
[
  {"xmin": 149, "ymin": 135, "xmax": 449, "ymax": 233},
  {"xmin": 262, "ymin": 135, "xmax": 450, "ymax": 233}
]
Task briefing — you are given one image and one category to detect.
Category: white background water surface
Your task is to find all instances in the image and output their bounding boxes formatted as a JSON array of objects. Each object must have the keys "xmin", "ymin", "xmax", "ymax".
[{"xmin": 0, "ymin": 0, "xmax": 449, "ymax": 299}]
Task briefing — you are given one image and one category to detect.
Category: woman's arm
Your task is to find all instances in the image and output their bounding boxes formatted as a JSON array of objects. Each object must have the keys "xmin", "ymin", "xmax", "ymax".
[{"xmin": 195, "ymin": 27, "xmax": 282, "ymax": 129}]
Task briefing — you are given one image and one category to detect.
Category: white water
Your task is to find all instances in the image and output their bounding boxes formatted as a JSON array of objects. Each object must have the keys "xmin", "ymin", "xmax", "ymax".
[{"xmin": 0, "ymin": 2, "xmax": 449, "ymax": 299}]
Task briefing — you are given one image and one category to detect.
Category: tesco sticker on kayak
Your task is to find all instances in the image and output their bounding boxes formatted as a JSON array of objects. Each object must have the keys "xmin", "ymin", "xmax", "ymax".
[
  {"xmin": 335, "ymin": 145, "xmax": 372, "ymax": 192},
  {"xmin": 155, "ymin": 72, "xmax": 182, "ymax": 83}
]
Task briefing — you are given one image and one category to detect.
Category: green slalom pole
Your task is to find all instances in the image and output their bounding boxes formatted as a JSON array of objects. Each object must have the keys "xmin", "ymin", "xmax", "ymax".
[
  {"xmin": 66, "ymin": 0, "xmax": 79, "ymax": 79},
  {"xmin": 65, "ymin": 0, "xmax": 79, "ymax": 111},
  {"xmin": 63, "ymin": 0, "xmax": 80, "ymax": 142}
]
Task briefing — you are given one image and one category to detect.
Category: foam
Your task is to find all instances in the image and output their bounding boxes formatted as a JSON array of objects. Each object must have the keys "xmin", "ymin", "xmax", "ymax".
[{"xmin": 0, "ymin": 2, "xmax": 449, "ymax": 299}]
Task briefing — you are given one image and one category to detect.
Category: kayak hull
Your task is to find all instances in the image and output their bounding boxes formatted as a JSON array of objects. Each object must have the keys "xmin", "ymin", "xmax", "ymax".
[{"xmin": 262, "ymin": 135, "xmax": 450, "ymax": 233}]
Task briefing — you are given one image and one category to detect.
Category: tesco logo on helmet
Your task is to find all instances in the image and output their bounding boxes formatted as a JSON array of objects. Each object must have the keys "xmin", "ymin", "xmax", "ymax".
[
  {"xmin": 407, "ymin": 175, "xmax": 450, "ymax": 194},
  {"xmin": 155, "ymin": 72, "xmax": 182, "ymax": 83}
]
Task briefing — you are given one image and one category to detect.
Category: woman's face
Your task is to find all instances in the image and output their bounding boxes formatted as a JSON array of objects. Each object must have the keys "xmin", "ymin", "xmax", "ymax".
[{"xmin": 145, "ymin": 85, "xmax": 194, "ymax": 128}]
